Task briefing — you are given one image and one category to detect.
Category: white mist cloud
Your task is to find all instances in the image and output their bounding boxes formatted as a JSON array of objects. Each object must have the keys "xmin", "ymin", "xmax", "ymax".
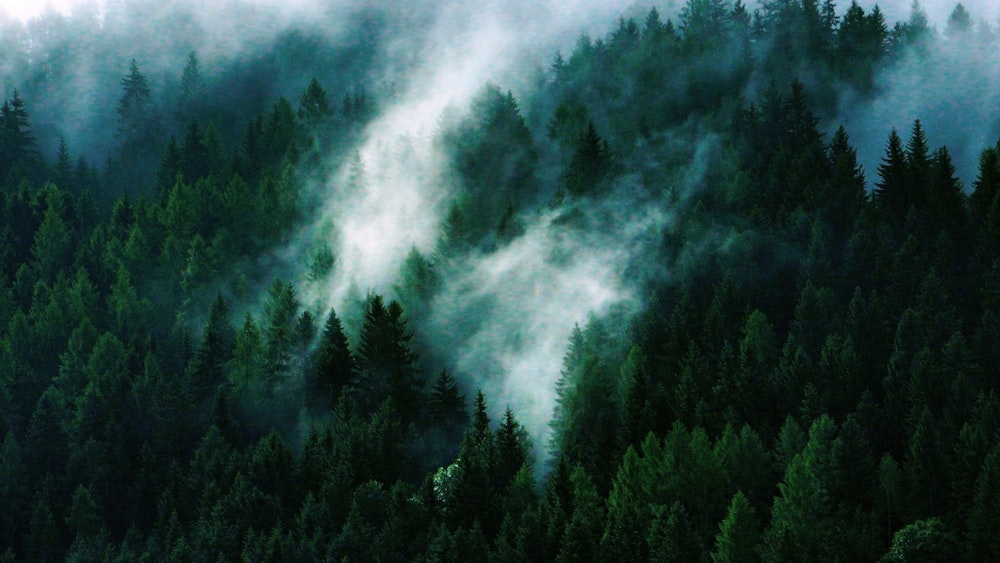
[
  {"xmin": 309, "ymin": 0, "xmax": 635, "ymax": 311},
  {"xmin": 836, "ymin": 15, "xmax": 1000, "ymax": 184},
  {"xmin": 427, "ymin": 190, "xmax": 668, "ymax": 455},
  {"xmin": 854, "ymin": 0, "xmax": 1000, "ymax": 29},
  {"xmin": 299, "ymin": 0, "xmax": 657, "ymax": 455},
  {"xmin": 0, "ymin": 0, "xmax": 82, "ymax": 21}
]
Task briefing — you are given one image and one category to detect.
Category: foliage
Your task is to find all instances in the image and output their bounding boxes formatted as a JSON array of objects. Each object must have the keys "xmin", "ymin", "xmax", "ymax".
[{"xmin": 0, "ymin": 2, "xmax": 998, "ymax": 561}]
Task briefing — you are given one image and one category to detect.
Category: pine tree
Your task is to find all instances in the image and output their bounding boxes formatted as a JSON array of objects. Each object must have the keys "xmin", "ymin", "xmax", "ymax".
[
  {"xmin": 428, "ymin": 369, "xmax": 467, "ymax": 428},
  {"xmin": 298, "ymin": 77, "xmax": 332, "ymax": 128},
  {"xmin": 179, "ymin": 50, "xmax": 205, "ymax": 106},
  {"xmin": 54, "ymin": 137, "xmax": 74, "ymax": 191},
  {"xmin": 555, "ymin": 466, "xmax": 603, "ymax": 563},
  {"xmin": 117, "ymin": 59, "xmax": 152, "ymax": 143},
  {"xmin": 263, "ymin": 279, "xmax": 299, "ymax": 378},
  {"xmin": 495, "ymin": 407, "xmax": 528, "ymax": 490},
  {"xmin": 314, "ymin": 308, "xmax": 354, "ymax": 406},
  {"xmin": 874, "ymin": 129, "xmax": 909, "ymax": 219},
  {"xmin": 904, "ymin": 119, "xmax": 931, "ymax": 210},
  {"xmin": 711, "ymin": 491, "xmax": 760, "ymax": 563},
  {"xmin": 825, "ymin": 125, "xmax": 866, "ymax": 239},
  {"xmin": 188, "ymin": 294, "xmax": 233, "ymax": 391},
  {"xmin": 970, "ymin": 147, "xmax": 1000, "ymax": 227},
  {"xmin": 564, "ymin": 121, "xmax": 611, "ymax": 196},
  {"xmin": 355, "ymin": 294, "xmax": 422, "ymax": 421},
  {"xmin": 945, "ymin": 3, "xmax": 972, "ymax": 39},
  {"xmin": 228, "ymin": 313, "xmax": 267, "ymax": 390},
  {"xmin": 968, "ymin": 443, "xmax": 1000, "ymax": 560},
  {"xmin": 181, "ymin": 120, "xmax": 211, "ymax": 182},
  {"xmin": 762, "ymin": 415, "xmax": 838, "ymax": 561},
  {"xmin": 0, "ymin": 91, "xmax": 39, "ymax": 182},
  {"xmin": 926, "ymin": 146, "xmax": 966, "ymax": 236}
]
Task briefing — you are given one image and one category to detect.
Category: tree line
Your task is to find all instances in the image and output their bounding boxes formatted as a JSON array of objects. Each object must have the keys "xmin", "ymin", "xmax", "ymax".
[{"xmin": 1, "ymin": 0, "xmax": 999, "ymax": 560}]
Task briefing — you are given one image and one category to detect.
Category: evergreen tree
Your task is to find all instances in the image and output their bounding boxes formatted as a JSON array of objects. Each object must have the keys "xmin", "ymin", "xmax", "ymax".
[
  {"xmin": 711, "ymin": 491, "xmax": 760, "ymax": 563},
  {"xmin": 355, "ymin": 294, "xmax": 422, "ymax": 421},
  {"xmin": 971, "ymin": 147, "xmax": 1000, "ymax": 227},
  {"xmin": 564, "ymin": 121, "xmax": 612, "ymax": 196},
  {"xmin": 117, "ymin": 59, "xmax": 152, "ymax": 144},
  {"xmin": 313, "ymin": 307, "xmax": 354, "ymax": 406},
  {"xmin": 428, "ymin": 369, "xmax": 467, "ymax": 429},
  {"xmin": 188, "ymin": 294, "xmax": 233, "ymax": 391},
  {"xmin": 0, "ymin": 91, "xmax": 39, "ymax": 184},
  {"xmin": 298, "ymin": 77, "xmax": 332, "ymax": 129},
  {"xmin": 495, "ymin": 407, "xmax": 529, "ymax": 490},
  {"xmin": 180, "ymin": 120, "xmax": 212, "ymax": 182},
  {"xmin": 556, "ymin": 466, "xmax": 603, "ymax": 563},
  {"xmin": 881, "ymin": 518, "xmax": 961, "ymax": 562},
  {"xmin": 263, "ymin": 279, "xmax": 299, "ymax": 378},
  {"xmin": 967, "ymin": 443, "xmax": 1000, "ymax": 560},
  {"xmin": 179, "ymin": 50, "xmax": 206, "ymax": 108},
  {"xmin": 874, "ymin": 129, "xmax": 909, "ymax": 219},
  {"xmin": 945, "ymin": 3, "xmax": 973, "ymax": 39},
  {"xmin": 53, "ymin": 137, "xmax": 74, "ymax": 191}
]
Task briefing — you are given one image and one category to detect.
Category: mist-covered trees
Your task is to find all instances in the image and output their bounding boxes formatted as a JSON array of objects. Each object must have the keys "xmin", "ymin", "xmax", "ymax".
[
  {"xmin": 116, "ymin": 59, "xmax": 153, "ymax": 145},
  {"xmin": 0, "ymin": 91, "xmax": 40, "ymax": 186},
  {"xmin": 442, "ymin": 84, "xmax": 538, "ymax": 244},
  {"xmin": 355, "ymin": 294, "xmax": 423, "ymax": 421},
  {"xmin": 2, "ymin": 0, "xmax": 1000, "ymax": 560}
]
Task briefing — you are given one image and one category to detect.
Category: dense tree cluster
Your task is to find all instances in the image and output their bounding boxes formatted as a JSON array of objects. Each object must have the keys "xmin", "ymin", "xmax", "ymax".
[{"xmin": 1, "ymin": 1, "xmax": 999, "ymax": 561}]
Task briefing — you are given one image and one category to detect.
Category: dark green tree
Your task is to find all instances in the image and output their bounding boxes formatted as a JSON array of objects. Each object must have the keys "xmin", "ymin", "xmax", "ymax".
[
  {"xmin": 874, "ymin": 129, "xmax": 909, "ymax": 219},
  {"xmin": 117, "ymin": 59, "xmax": 152, "ymax": 144},
  {"xmin": 564, "ymin": 121, "xmax": 613, "ymax": 197},
  {"xmin": 179, "ymin": 50, "xmax": 206, "ymax": 108},
  {"xmin": 355, "ymin": 294, "xmax": 422, "ymax": 421},
  {"xmin": 711, "ymin": 491, "xmax": 760, "ymax": 563},
  {"xmin": 428, "ymin": 369, "xmax": 467, "ymax": 429},
  {"xmin": 298, "ymin": 77, "xmax": 332, "ymax": 129},
  {"xmin": 880, "ymin": 517, "xmax": 961, "ymax": 562},
  {"xmin": 967, "ymin": 443, "xmax": 1000, "ymax": 561},
  {"xmin": 313, "ymin": 307, "xmax": 354, "ymax": 406}
]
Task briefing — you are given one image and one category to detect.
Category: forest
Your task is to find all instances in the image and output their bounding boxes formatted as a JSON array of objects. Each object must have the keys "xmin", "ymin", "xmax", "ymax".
[{"xmin": 1, "ymin": 0, "xmax": 1000, "ymax": 560}]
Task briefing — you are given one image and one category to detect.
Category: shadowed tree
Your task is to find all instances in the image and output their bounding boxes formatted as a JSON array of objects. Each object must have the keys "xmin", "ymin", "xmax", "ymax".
[
  {"xmin": 564, "ymin": 121, "xmax": 613, "ymax": 197},
  {"xmin": 971, "ymin": 146, "xmax": 1000, "ymax": 227},
  {"xmin": 298, "ymin": 77, "xmax": 332, "ymax": 129},
  {"xmin": 428, "ymin": 369, "xmax": 467, "ymax": 429},
  {"xmin": 179, "ymin": 50, "xmax": 206, "ymax": 109},
  {"xmin": 355, "ymin": 294, "xmax": 422, "ymax": 421},
  {"xmin": 874, "ymin": 129, "xmax": 908, "ymax": 219},
  {"xmin": 0, "ymin": 91, "xmax": 40, "ymax": 184},
  {"xmin": 313, "ymin": 308, "xmax": 355, "ymax": 407},
  {"xmin": 117, "ymin": 59, "xmax": 152, "ymax": 144},
  {"xmin": 711, "ymin": 491, "xmax": 761, "ymax": 563}
]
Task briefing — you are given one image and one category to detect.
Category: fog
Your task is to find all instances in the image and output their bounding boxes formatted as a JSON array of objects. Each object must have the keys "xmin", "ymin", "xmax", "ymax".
[
  {"xmin": 298, "ymin": 0, "xmax": 653, "ymax": 455},
  {"xmin": 6, "ymin": 0, "xmax": 998, "ymax": 462},
  {"xmin": 857, "ymin": 0, "xmax": 1000, "ymax": 28},
  {"xmin": 836, "ymin": 0, "xmax": 1000, "ymax": 184}
]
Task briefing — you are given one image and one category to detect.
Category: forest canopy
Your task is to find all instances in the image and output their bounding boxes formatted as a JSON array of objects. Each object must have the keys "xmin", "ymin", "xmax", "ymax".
[{"xmin": 1, "ymin": 0, "xmax": 1000, "ymax": 560}]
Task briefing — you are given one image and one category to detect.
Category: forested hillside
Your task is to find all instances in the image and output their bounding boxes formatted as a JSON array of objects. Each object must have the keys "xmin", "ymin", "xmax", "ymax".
[{"xmin": 1, "ymin": 1, "xmax": 999, "ymax": 560}]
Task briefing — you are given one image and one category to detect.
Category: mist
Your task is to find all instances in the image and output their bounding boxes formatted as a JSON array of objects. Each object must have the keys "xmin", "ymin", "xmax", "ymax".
[
  {"xmin": 296, "ymin": 0, "xmax": 657, "ymax": 455},
  {"xmin": 7, "ymin": 0, "xmax": 998, "ymax": 463},
  {"xmin": 855, "ymin": 0, "xmax": 1000, "ymax": 28},
  {"xmin": 836, "ymin": 0, "xmax": 1000, "ymax": 184}
]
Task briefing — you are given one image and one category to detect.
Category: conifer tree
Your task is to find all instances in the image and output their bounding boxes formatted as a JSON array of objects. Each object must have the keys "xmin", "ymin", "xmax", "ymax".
[
  {"xmin": 117, "ymin": 59, "xmax": 152, "ymax": 143},
  {"xmin": 298, "ymin": 77, "xmax": 332, "ymax": 128},
  {"xmin": 355, "ymin": 294, "xmax": 422, "ymax": 421},
  {"xmin": 314, "ymin": 307, "xmax": 354, "ymax": 406},
  {"xmin": 875, "ymin": 129, "xmax": 909, "ymax": 219}
]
